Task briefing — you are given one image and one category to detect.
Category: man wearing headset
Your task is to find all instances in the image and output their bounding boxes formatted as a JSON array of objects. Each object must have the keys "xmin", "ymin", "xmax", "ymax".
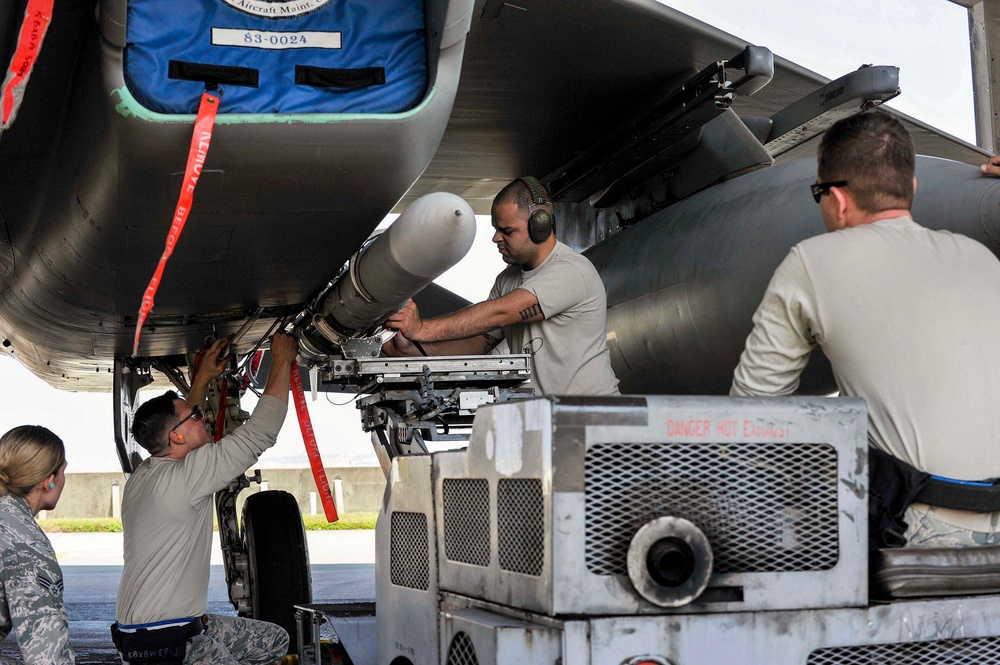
[{"xmin": 384, "ymin": 177, "xmax": 619, "ymax": 396}]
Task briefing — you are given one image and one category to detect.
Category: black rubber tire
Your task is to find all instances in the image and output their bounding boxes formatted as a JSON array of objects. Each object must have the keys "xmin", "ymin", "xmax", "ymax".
[{"xmin": 243, "ymin": 489, "xmax": 312, "ymax": 655}]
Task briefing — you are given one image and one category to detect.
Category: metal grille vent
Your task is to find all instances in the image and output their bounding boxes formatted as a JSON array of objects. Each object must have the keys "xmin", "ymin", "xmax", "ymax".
[
  {"xmin": 446, "ymin": 631, "xmax": 480, "ymax": 665},
  {"xmin": 389, "ymin": 511, "xmax": 429, "ymax": 590},
  {"xmin": 442, "ymin": 478, "xmax": 490, "ymax": 566},
  {"xmin": 808, "ymin": 637, "xmax": 1000, "ymax": 664},
  {"xmin": 585, "ymin": 442, "xmax": 839, "ymax": 575},
  {"xmin": 498, "ymin": 478, "xmax": 544, "ymax": 576}
]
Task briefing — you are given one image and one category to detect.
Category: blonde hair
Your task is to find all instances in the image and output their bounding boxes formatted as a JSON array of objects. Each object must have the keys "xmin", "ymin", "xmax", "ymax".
[{"xmin": 0, "ymin": 426, "xmax": 65, "ymax": 498}]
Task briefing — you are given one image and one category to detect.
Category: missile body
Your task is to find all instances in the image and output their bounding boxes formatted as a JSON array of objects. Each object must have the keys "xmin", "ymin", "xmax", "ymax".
[
  {"xmin": 587, "ymin": 156, "xmax": 1000, "ymax": 395},
  {"xmin": 298, "ymin": 192, "xmax": 476, "ymax": 359}
]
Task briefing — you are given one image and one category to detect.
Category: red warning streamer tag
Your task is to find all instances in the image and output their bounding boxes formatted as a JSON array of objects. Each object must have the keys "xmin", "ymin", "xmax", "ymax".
[
  {"xmin": 290, "ymin": 366, "xmax": 339, "ymax": 523},
  {"xmin": 133, "ymin": 91, "xmax": 220, "ymax": 356},
  {"xmin": 1, "ymin": 0, "xmax": 56, "ymax": 126}
]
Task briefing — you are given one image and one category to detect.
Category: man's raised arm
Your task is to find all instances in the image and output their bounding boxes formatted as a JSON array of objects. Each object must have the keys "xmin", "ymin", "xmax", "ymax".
[{"xmin": 263, "ymin": 332, "xmax": 297, "ymax": 403}]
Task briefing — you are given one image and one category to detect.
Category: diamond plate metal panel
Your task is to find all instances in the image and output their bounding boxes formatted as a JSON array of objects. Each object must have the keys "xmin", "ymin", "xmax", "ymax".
[
  {"xmin": 498, "ymin": 478, "xmax": 544, "ymax": 576},
  {"xmin": 447, "ymin": 631, "xmax": 480, "ymax": 665},
  {"xmin": 434, "ymin": 396, "xmax": 867, "ymax": 615},
  {"xmin": 390, "ymin": 511, "xmax": 429, "ymax": 590},
  {"xmin": 584, "ymin": 442, "xmax": 839, "ymax": 575},
  {"xmin": 807, "ymin": 637, "xmax": 1000, "ymax": 664},
  {"xmin": 443, "ymin": 478, "xmax": 491, "ymax": 566}
]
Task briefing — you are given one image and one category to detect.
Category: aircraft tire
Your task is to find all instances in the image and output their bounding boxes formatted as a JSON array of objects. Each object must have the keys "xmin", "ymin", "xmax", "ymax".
[{"xmin": 243, "ymin": 489, "xmax": 312, "ymax": 655}]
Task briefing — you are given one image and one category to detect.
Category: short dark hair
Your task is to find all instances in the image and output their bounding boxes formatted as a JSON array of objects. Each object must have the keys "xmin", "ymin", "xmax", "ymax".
[
  {"xmin": 493, "ymin": 178, "xmax": 549, "ymax": 214},
  {"xmin": 132, "ymin": 391, "xmax": 181, "ymax": 455},
  {"xmin": 817, "ymin": 111, "xmax": 915, "ymax": 213}
]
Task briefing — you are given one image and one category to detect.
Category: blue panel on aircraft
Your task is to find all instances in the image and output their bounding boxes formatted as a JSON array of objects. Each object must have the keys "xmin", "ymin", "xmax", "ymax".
[{"xmin": 124, "ymin": 0, "xmax": 427, "ymax": 114}]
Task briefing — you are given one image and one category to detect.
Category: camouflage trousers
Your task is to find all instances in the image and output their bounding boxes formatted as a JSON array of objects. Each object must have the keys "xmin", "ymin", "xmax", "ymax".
[
  {"xmin": 903, "ymin": 505, "xmax": 1000, "ymax": 548},
  {"xmin": 122, "ymin": 614, "xmax": 288, "ymax": 665},
  {"xmin": 185, "ymin": 614, "xmax": 287, "ymax": 665},
  {"xmin": 122, "ymin": 614, "xmax": 287, "ymax": 665}
]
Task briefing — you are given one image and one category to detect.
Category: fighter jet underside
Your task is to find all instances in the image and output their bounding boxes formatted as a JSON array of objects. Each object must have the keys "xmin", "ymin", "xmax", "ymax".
[{"xmin": 0, "ymin": 0, "xmax": 988, "ymax": 394}]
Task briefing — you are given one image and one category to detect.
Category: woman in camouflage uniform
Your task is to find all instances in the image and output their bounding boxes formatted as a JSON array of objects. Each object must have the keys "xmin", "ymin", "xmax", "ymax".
[{"xmin": 0, "ymin": 425, "xmax": 73, "ymax": 664}]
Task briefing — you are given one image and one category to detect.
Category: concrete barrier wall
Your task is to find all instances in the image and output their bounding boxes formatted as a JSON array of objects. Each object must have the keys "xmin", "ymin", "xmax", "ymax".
[{"xmin": 46, "ymin": 467, "xmax": 386, "ymax": 519}]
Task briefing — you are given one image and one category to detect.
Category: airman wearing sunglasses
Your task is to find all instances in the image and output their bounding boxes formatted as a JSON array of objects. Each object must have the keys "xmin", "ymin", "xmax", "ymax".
[
  {"xmin": 115, "ymin": 332, "xmax": 299, "ymax": 665},
  {"xmin": 732, "ymin": 111, "xmax": 1000, "ymax": 550}
]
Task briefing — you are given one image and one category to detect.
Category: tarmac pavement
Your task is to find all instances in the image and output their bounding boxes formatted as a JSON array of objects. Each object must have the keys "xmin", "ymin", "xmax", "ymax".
[{"xmin": 1, "ymin": 530, "xmax": 376, "ymax": 663}]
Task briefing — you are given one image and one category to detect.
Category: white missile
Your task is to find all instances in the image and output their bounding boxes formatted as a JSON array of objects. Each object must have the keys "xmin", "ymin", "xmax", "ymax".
[{"xmin": 300, "ymin": 192, "xmax": 476, "ymax": 355}]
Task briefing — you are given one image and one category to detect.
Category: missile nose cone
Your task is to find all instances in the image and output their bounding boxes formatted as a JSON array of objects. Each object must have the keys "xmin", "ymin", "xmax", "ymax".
[
  {"xmin": 307, "ymin": 192, "xmax": 477, "ymax": 340},
  {"xmin": 387, "ymin": 192, "xmax": 477, "ymax": 279}
]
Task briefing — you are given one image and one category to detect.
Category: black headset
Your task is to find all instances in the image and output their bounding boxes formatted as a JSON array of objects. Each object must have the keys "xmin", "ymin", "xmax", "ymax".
[{"xmin": 519, "ymin": 176, "xmax": 554, "ymax": 244}]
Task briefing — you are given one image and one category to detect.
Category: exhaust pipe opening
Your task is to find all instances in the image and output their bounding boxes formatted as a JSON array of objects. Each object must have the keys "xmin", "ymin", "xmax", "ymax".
[
  {"xmin": 627, "ymin": 516, "xmax": 713, "ymax": 607},
  {"xmin": 646, "ymin": 537, "xmax": 696, "ymax": 588}
]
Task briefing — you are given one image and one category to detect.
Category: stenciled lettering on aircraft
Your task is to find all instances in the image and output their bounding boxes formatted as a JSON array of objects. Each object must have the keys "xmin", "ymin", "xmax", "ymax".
[
  {"xmin": 220, "ymin": 0, "xmax": 332, "ymax": 19},
  {"xmin": 665, "ymin": 418, "xmax": 791, "ymax": 439},
  {"xmin": 822, "ymin": 86, "xmax": 846, "ymax": 107},
  {"xmin": 211, "ymin": 28, "xmax": 342, "ymax": 50}
]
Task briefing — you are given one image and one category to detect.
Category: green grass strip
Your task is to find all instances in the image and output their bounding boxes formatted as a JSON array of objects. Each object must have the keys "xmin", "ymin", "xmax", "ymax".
[
  {"xmin": 302, "ymin": 513, "xmax": 377, "ymax": 530},
  {"xmin": 41, "ymin": 518, "xmax": 123, "ymax": 533}
]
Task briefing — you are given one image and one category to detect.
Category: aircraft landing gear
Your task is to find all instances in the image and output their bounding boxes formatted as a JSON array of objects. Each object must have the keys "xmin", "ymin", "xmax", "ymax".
[
  {"xmin": 243, "ymin": 490, "xmax": 312, "ymax": 655},
  {"xmin": 113, "ymin": 358, "xmax": 154, "ymax": 475},
  {"xmin": 215, "ymin": 477, "xmax": 312, "ymax": 656}
]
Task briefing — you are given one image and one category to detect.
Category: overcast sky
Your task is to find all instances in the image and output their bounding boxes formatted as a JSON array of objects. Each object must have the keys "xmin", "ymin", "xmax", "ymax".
[{"xmin": 0, "ymin": 1, "xmax": 980, "ymax": 472}]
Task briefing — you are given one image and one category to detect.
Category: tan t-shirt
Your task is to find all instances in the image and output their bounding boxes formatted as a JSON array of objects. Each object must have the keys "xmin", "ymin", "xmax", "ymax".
[
  {"xmin": 116, "ymin": 396, "xmax": 286, "ymax": 624},
  {"xmin": 732, "ymin": 216, "xmax": 1000, "ymax": 532},
  {"xmin": 488, "ymin": 241, "xmax": 619, "ymax": 396}
]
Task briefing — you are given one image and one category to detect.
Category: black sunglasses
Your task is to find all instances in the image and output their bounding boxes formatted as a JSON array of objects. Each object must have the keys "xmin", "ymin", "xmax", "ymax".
[
  {"xmin": 811, "ymin": 180, "xmax": 848, "ymax": 203},
  {"xmin": 171, "ymin": 404, "xmax": 204, "ymax": 432}
]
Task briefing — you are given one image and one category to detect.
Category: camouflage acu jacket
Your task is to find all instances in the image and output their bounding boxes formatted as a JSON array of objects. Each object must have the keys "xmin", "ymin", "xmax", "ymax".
[{"xmin": 0, "ymin": 493, "xmax": 73, "ymax": 664}]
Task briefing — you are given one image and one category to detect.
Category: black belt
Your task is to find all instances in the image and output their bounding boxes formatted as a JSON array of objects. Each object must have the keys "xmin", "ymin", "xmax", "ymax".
[
  {"xmin": 870, "ymin": 447, "xmax": 1000, "ymax": 513},
  {"xmin": 914, "ymin": 475, "xmax": 1000, "ymax": 513},
  {"xmin": 111, "ymin": 616, "xmax": 206, "ymax": 665},
  {"xmin": 868, "ymin": 447, "xmax": 1000, "ymax": 550}
]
